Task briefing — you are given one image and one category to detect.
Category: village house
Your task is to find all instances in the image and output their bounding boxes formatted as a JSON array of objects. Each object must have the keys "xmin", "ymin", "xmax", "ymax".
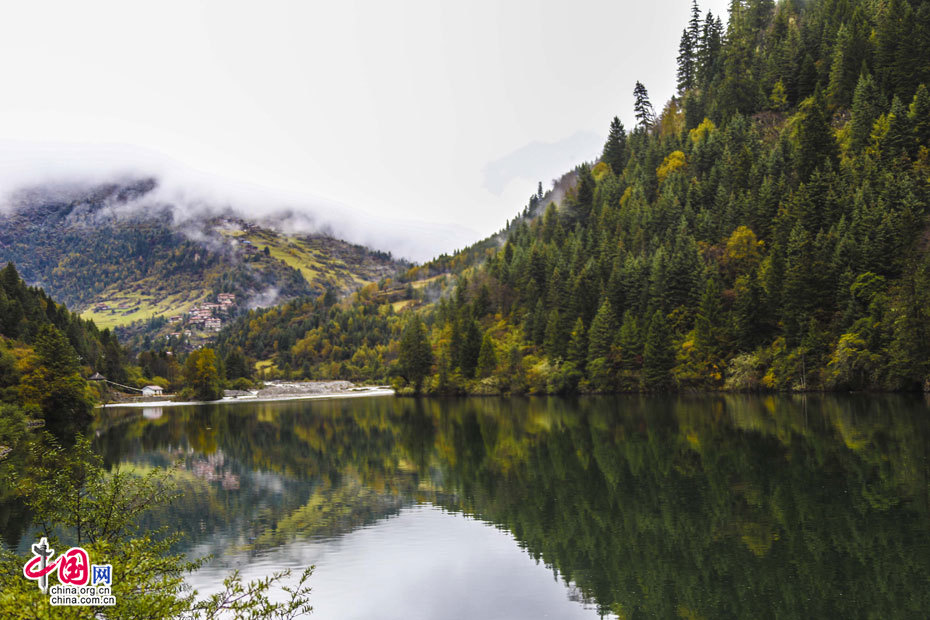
[{"xmin": 142, "ymin": 385, "xmax": 164, "ymax": 397}]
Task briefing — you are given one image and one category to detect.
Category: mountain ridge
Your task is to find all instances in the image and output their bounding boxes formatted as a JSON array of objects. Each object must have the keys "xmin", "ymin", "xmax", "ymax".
[{"xmin": 0, "ymin": 178, "xmax": 406, "ymax": 350}]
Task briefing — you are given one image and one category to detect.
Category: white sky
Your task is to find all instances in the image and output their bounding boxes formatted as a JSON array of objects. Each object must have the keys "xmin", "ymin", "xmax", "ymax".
[{"xmin": 0, "ymin": 0, "xmax": 730, "ymax": 262}]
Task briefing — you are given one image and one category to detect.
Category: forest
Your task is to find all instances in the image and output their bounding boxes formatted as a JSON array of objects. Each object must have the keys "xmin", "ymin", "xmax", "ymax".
[
  {"xmin": 217, "ymin": 0, "xmax": 930, "ymax": 394},
  {"xmin": 0, "ymin": 262, "xmax": 127, "ymax": 438}
]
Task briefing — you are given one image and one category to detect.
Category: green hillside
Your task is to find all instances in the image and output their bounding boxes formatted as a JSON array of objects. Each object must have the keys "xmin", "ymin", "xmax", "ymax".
[
  {"xmin": 219, "ymin": 0, "xmax": 930, "ymax": 393},
  {"xmin": 0, "ymin": 180, "xmax": 404, "ymax": 349},
  {"xmin": 0, "ymin": 262, "xmax": 132, "ymax": 438}
]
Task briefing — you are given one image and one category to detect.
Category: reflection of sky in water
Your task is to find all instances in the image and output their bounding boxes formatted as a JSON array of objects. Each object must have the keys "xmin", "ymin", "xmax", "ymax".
[{"xmin": 188, "ymin": 504, "xmax": 607, "ymax": 620}]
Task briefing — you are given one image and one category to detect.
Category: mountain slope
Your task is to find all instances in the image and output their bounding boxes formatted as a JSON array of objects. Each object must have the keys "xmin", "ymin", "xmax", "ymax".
[
  {"xmin": 0, "ymin": 179, "xmax": 404, "ymax": 347},
  {"xmin": 219, "ymin": 0, "xmax": 930, "ymax": 393}
]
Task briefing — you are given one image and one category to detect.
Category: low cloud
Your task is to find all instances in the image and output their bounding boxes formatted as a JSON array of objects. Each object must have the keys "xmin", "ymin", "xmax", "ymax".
[{"xmin": 0, "ymin": 141, "xmax": 477, "ymax": 263}]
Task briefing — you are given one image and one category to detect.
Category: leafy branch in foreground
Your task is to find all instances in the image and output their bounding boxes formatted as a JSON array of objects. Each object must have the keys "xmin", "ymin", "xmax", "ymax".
[{"xmin": 0, "ymin": 435, "xmax": 313, "ymax": 619}]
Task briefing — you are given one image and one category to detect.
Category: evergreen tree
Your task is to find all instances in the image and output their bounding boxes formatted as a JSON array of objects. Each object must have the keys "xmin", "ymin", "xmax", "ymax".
[
  {"xmin": 697, "ymin": 11, "xmax": 723, "ymax": 88},
  {"xmin": 574, "ymin": 164, "xmax": 596, "ymax": 219},
  {"xmin": 568, "ymin": 317, "xmax": 587, "ymax": 367},
  {"xmin": 476, "ymin": 333, "xmax": 498, "ymax": 379},
  {"xmin": 688, "ymin": 0, "xmax": 702, "ymax": 49},
  {"xmin": 398, "ymin": 315, "xmax": 434, "ymax": 391},
  {"xmin": 796, "ymin": 87, "xmax": 837, "ymax": 180},
  {"xmin": 587, "ymin": 298, "xmax": 616, "ymax": 365},
  {"xmin": 544, "ymin": 309, "xmax": 566, "ymax": 360},
  {"xmin": 531, "ymin": 299, "xmax": 547, "ymax": 345},
  {"xmin": 224, "ymin": 348, "xmax": 250, "ymax": 381},
  {"xmin": 602, "ymin": 117, "xmax": 628, "ymax": 174},
  {"xmin": 849, "ymin": 73, "xmax": 884, "ymax": 152},
  {"xmin": 35, "ymin": 324, "xmax": 79, "ymax": 377},
  {"xmin": 461, "ymin": 318, "xmax": 482, "ymax": 378},
  {"xmin": 677, "ymin": 27, "xmax": 697, "ymax": 94},
  {"xmin": 883, "ymin": 95, "xmax": 913, "ymax": 159},
  {"xmin": 909, "ymin": 84, "xmax": 930, "ymax": 150},
  {"xmin": 618, "ymin": 310, "xmax": 642, "ymax": 370},
  {"xmin": 21, "ymin": 324, "xmax": 93, "ymax": 430},
  {"xmin": 694, "ymin": 278, "xmax": 723, "ymax": 357},
  {"xmin": 642, "ymin": 310, "xmax": 675, "ymax": 390},
  {"xmin": 633, "ymin": 81, "xmax": 656, "ymax": 129}
]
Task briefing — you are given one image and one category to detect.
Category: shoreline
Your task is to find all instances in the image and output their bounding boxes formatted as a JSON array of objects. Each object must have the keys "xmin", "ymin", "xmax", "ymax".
[{"xmin": 100, "ymin": 386, "xmax": 395, "ymax": 409}]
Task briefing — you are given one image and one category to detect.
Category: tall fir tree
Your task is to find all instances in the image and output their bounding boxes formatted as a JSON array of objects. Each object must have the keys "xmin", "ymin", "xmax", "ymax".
[
  {"xmin": 633, "ymin": 81, "xmax": 657, "ymax": 129},
  {"xmin": 587, "ymin": 298, "xmax": 616, "ymax": 365},
  {"xmin": 642, "ymin": 310, "xmax": 675, "ymax": 390},
  {"xmin": 602, "ymin": 117, "xmax": 628, "ymax": 174},
  {"xmin": 399, "ymin": 315, "xmax": 434, "ymax": 390},
  {"xmin": 849, "ymin": 72, "xmax": 884, "ymax": 152},
  {"xmin": 796, "ymin": 87, "xmax": 837, "ymax": 180}
]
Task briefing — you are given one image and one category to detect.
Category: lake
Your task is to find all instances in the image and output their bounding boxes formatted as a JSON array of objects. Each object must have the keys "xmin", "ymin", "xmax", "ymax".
[{"xmin": 5, "ymin": 394, "xmax": 930, "ymax": 618}]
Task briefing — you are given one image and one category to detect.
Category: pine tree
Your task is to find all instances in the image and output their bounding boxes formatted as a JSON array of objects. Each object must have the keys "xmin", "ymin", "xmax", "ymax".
[
  {"xmin": 476, "ymin": 332, "xmax": 497, "ymax": 378},
  {"xmin": 781, "ymin": 222, "xmax": 817, "ymax": 344},
  {"xmin": 35, "ymin": 324, "xmax": 79, "ymax": 377},
  {"xmin": 827, "ymin": 23, "xmax": 856, "ymax": 108},
  {"xmin": 587, "ymin": 298, "xmax": 616, "ymax": 365},
  {"xmin": 23, "ymin": 325, "xmax": 92, "ymax": 430},
  {"xmin": 769, "ymin": 79, "xmax": 788, "ymax": 111},
  {"xmin": 574, "ymin": 164, "xmax": 596, "ymax": 219},
  {"xmin": 694, "ymin": 278, "xmax": 723, "ymax": 357},
  {"xmin": 642, "ymin": 310, "xmax": 675, "ymax": 390},
  {"xmin": 909, "ymin": 84, "xmax": 930, "ymax": 151},
  {"xmin": 633, "ymin": 81, "xmax": 656, "ymax": 129},
  {"xmin": 399, "ymin": 315, "xmax": 433, "ymax": 390},
  {"xmin": 568, "ymin": 317, "xmax": 587, "ymax": 366},
  {"xmin": 677, "ymin": 28, "xmax": 696, "ymax": 94},
  {"xmin": 224, "ymin": 348, "xmax": 250, "ymax": 380},
  {"xmin": 461, "ymin": 318, "xmax": 482, "ymax": 378},
  {"xmin": 531, "ymin": 298, "xmax": 547, "ymax": 345},
  {"xmin": 698, "ymin": 11, "xmax": 723, "ymax": 88},
  {"xmin": 602, "ymin": 117, "xmax": 628, "ymax": 174},
  {"xmin": 849, "ymin": 72, "xmax": 884, "ymax": 152},
  {"xmin": 883, "ymin": 95, "xmax": 913, "ymax": 159},
  {"xmin": 544, "ymin": 309, "xmax": 566, "ymax": 360},
  {"xmin": 688, "ymin": 0, "xmax": 702, "ymax": 48},
  {"xmin": 796, "ymin": 87, "xmax": 837, "ymax": 181},
  {"xmin": 796, "ymin": 53, "xmax": 818, "ymax": 100}
]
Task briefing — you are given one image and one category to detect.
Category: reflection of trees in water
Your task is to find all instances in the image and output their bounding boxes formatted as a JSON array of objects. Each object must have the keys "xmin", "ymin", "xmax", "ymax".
[{"xmin": 89, "ymin": 395, "xmax": 930, "ymax": 618}]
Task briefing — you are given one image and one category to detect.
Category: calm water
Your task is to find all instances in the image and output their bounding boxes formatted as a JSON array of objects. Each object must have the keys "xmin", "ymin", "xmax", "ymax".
[{"xmin": 5, "ymin": 394, "xmax": 930, "ymax": 618}]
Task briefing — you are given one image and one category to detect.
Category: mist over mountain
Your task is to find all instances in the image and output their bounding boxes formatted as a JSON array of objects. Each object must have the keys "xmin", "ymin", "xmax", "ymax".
[
  {"xmin": 0, "ymin": 176, "xmax": 405, "ymax": 351},
  {"xmin": 0, "ymin": 148, "xmax": 478, "ymax": 263}
]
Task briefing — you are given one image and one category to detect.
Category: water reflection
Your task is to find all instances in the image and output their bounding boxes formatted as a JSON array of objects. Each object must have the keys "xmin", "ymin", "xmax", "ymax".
[
  {"xmin": 142, "ymin": 407, "xmax": 163, "ymax": 420},
  {"xmin": 21, "ymin": 395, "xmax": 930, "ymax": 617}
]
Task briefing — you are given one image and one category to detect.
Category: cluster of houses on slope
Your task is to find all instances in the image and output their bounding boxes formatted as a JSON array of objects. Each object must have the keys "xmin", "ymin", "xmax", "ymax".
[{"xmin": 168, "ymin": 293, "xmax": 236, "ymax": 337}]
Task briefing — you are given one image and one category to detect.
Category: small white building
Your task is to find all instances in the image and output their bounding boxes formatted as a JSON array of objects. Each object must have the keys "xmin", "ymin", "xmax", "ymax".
[{"xmin": 142, "ymin": 385, "xmax": 164, "ymax": 397}]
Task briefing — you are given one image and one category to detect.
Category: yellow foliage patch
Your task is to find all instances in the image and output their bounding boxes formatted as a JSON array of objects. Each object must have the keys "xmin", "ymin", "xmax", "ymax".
[
  {"xmin": 656, "ymin": 151, "xmax": 686, "ymax": 183},
  {"xmin": 689, "ymin": 117, "xmax": 716, "ymax": 143},
  {"xmin": 619, "ymin": 186, "xmax": 633, "ymax": 207},
  {"xmin": 591, "ymin": 161, "xmax": 610, "ymax": 182}
]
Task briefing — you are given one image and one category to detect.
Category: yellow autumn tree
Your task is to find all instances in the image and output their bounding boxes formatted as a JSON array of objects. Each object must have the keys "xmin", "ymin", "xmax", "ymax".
[
  {"xmin": 725, "ymin": 226, "xmax": 764, "ymax": 273},
  {"xmin": 656, "ymin": 151, "xmax": 686, "ymax": 183},
  {"xmin": 688, "ymin": 117, "xmax": 716, "ymax": 143}
]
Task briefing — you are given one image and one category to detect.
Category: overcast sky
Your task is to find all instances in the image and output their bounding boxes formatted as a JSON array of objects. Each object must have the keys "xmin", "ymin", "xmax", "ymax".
[{"xmin": 0, "ymin": 0, "xmax": 730, "ymax": 262}]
